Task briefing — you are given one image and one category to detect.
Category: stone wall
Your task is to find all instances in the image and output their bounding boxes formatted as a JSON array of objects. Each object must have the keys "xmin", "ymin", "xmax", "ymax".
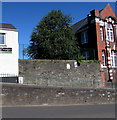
[
  {"xmin": 19, "ymin": 59, "xmax": 101, "ymax": 86},
  {"xmin": 1, "ymin": 84, "xmax": 116, "ymax": 106}
]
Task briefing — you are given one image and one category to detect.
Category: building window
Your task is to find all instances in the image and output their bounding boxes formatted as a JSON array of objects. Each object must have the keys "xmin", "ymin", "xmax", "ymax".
[
  {"xmin": 81, "ymin": 31, "xmax": 88, "ymax": 44},
  {"xmin": 106, "ymin": 23, "xmax": 114, "ymax": 42},
  {"xmin": 102, "ymin": 50, "xmax": 106, "ymax": 66},
  {"xmin": 100, "ymin": 26, "xmax": 104, "ymax": 41},
  {"xmin": 0, "ymin": 33, "xmax": 5, "ymax": 44},
  {"xmin": 82, "ymin": 51, "xmax": 89, "ymax": 60},
  {"xmin": 111, "ymin": 50, "xmax": 117, "ymax": 67}
]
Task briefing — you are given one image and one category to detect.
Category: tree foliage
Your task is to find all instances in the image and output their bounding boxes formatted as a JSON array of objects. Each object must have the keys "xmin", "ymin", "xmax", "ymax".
[{"xmin": 26, "ymin": 10, "xmax": 78, "ymax": 60}]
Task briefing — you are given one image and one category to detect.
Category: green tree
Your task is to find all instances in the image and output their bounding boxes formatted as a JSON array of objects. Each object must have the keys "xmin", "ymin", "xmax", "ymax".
[{"xmin": 26, "ymin": 10, "xmax": 78, "ymax": 59}]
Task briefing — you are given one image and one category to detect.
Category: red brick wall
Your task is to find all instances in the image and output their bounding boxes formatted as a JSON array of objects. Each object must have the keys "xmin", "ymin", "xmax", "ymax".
[
  {"xmin": 113, "ymin": 25, "xmax": 117, "ymax": 42},
  {"xmin": 99, "ymin": 4, "xmax": 117, "ymax": 19},
  {"xmin": 93, "ymin": 4, "xmax": 117, "ymax": 83},
  {"xmin": 101, "ymin": 69, "xmax": 117, "ymax": 83},
  {"xmin": 95, "ymin": 22, "xmax": 102, "ymax": 61}
]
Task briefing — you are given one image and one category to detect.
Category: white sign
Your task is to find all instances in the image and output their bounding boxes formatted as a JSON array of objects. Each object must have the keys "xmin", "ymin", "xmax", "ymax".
[
  {"xmin": 66, "ymin": 64, "xmax": 70, "ymax": 69},
  {"xmin": 74, "ymin": 62, "xmax": 78, "ymax": 68},
  {"xmin": 18, "ymin": 77, "xmax": 23, "ymax": 84}
]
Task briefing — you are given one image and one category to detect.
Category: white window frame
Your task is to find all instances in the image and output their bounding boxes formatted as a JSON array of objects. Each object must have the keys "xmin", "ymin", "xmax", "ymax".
[
  {"xmin": 81, "ymin": 31, "xmax": 88, "ymax": 44},
  {"xmin": 0, "ymin": 33, "xmax": 6, "ymax": 45},
  {"xmin": 110, "ymin": 50, "xmax": 117, "ymax": 68},
  {"xmin": 100, "ymin": 26, "xmax": 104, "ymax": 41},
  {"xmin": 106, "ymin": 23, "xmax": 114, "ymax": 42},
  {"xmin": 102, "ymin": 50, "xmax": 106, "ymax": 67}
]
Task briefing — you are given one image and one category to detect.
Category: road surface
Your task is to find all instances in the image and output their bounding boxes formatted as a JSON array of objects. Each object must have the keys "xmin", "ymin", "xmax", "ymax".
[{"xmin": 2, "ymin": 104, "xmax": 116, "ymax": 118}]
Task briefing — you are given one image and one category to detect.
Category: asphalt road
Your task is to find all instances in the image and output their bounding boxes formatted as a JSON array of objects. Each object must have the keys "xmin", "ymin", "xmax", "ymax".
[{"xmin": 2, "ymin": 104, "xmax": 116, "ymax": 118}]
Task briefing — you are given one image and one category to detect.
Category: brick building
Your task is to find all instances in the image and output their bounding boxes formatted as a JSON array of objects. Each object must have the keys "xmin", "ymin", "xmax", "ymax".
[{"xmin": 72, "ymin": 4, "xmax": 117, "ymax": 83}]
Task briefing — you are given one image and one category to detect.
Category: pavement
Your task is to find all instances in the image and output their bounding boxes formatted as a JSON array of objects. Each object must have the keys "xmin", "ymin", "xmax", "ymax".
[{"xmin": 1, "ymin": 104, "xmax": 116, "ymax": 118}]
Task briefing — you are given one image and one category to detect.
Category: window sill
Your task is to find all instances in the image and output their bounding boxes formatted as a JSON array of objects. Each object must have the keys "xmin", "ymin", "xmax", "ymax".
[
  {"xmin": 101, "ymin": 66, "xmax": 117, "ymax": 69},
  {"xmin": 0, "ymin": 44, "xmax": 7, "ymax": 46},
  {"xmin": 110, "ymin": 66, "xmax": 117, "ymax": 68},
  {"xmin": 81, "ymin": 43, "xmax": 88, "ymax": 44},
  {"xmin": 101, "ymin": 66, "xmax": 107, "ymax": 68}
]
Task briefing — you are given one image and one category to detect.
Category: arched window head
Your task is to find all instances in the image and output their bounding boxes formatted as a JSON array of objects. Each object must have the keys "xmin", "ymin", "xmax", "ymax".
[{"xmin": 106, "ymin": 16, "xmax": 117, "ymax": 23}]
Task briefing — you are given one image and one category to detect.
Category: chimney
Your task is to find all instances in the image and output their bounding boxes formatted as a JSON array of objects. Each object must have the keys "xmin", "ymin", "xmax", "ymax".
[{"xmin": 90, "ymin": 9, "xmax": 99, "ymax": 17}]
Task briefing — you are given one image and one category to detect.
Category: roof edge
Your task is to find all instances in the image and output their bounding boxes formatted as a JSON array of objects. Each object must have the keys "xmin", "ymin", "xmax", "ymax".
[{"xmin": 0, "ymin": 28, "xmax": 18, "ymax": 32}]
